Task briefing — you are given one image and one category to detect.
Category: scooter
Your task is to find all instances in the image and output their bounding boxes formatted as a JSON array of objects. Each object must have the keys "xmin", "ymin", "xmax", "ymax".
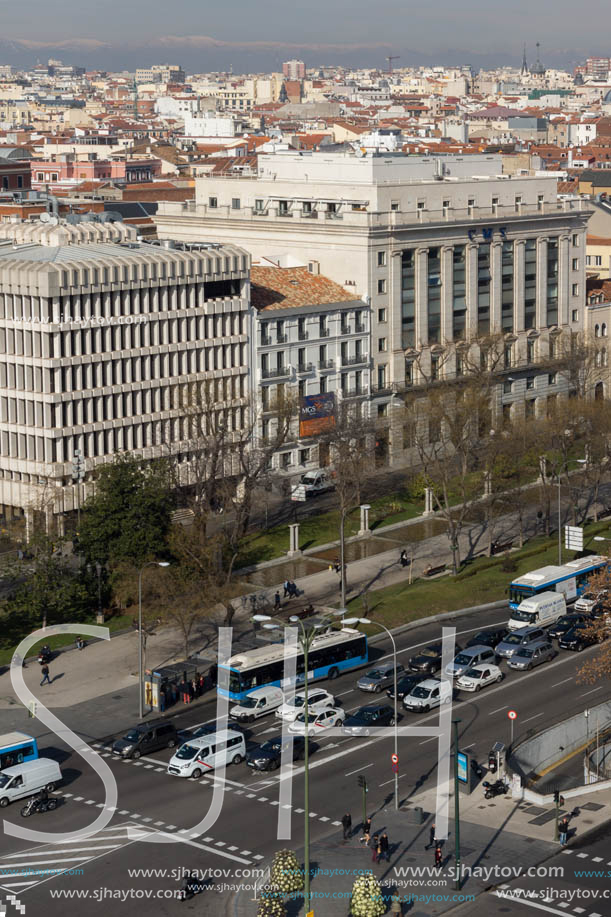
[
  {"xmin": 21, "ymin": 796, "xmax": 58, "ymax": 817},
  {"xmin": 38, "ymin": 645, "xmax": 52, "ymax": 665},
  {"xmin": 483, "ymin": 779, "xmax": 509, "ymax": 800},
  {"xmin": 471, "ymin": 759, "xmax": 484, "ymax": 779}
]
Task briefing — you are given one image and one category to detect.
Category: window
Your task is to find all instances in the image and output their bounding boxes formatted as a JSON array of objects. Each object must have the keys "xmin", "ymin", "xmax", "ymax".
[
  {"xmin": 231, "ymin": 198, "xmax": 241, "ymax": 210},
  {"xmin": 595, "ymin": 324, "xmax": 600, "ymax": 337},
  {"xmin": 208, "ymin": 197, "xmax": 218, "ymax": 208},
  {"xmin": 525, "ymin": 399, "xmax": 535, "ymax": 419},
  {"xmin": 504, "ymin": 344, "xmax": 512, "ymax": 369},
  {"xmin": 431, "ymin": 354, "xmax": 440, "ymax": 381},
  {"xmin": 603, "ymin": 323, "xmax": 608, "ymax": 336},
  {"xmin": 572, "ymin": 309, "xmax": 579, "ymax": 323},
  {"xmin": 515, "ymin": 194, "xmax": 522, "ymax": 211},
  {"xmin": 377, "ymin": 403, "xmax": 388, "ymax": 417},
  {"xmin": 17, "ymin": 176, "xmax": 23, "ymax": 188},
  {"xmin": 377, "ymin": 251, "xmax": 386, "ymax": 266},
  {"xmin": 254, "ymin": 199, "xmax": 264, "ymax": 211},
  {"xmin": 405, "ymin": 360, "xmax": 414, "ymax": 386},
  {"xmin": 572, "ymin": 258, "xmax": 579, "ymax": 271},
  {"xmin": 391, "ymin": 201, "xmax": 399, "ymax": 211},
  {"xmin": 572, "ymin": 283, "xmax": 579, "ymax": 296},
  {"xmin": 586, "ymin": 255, "xmax": 592, "ymax": 266},
  {"xmin": 299, "ymin": 448, "xmax": 310, "ymax": 465},
  {"xmin": 549, "ymin": 336, "xmax": 557, "ymax": 359},
  {"xmin": 492, "ymin": 196, "xmax": 499, "ymax": 210},
  {"xmin": 442, "ymin": 199, "xmax": 450, "ymax": 211},
  {"xmin": 572, "ymin": 233, "xmax": 579, "ymax": 246},
  {"xmin": 537, "ymin": 194, "xmax": 544, "ymax": 209},
  {"xmin": 502, "ymin": 403, "xmax": 512, "ymax": 426},
  {"xmin": 377, "ymin": 278, "xmax": 387, "ymax": 294},
  {"xmin": 319, "ymin": 375, "xmax": 327, "ymax": 393},
  {"xmin": 526, "ymin": 376, "xmax": 535, "ymax": 390},
  {"xmin": 51, "ymin": 173, "xmax": 58, "ymax": 182},
  {"xmin": 548, "ymin": 372, "xmax": 557, "ymax": 385},
  {"xmin": 378, "ymin": 337, "xmax": 387, "ymax": 352},
  {"xmin": 377, "ymin": 364, "xmax": 387, "ymax": 389},
  {"xmin": 378, "ymin": 307, "xmax": 387, "ymax": 323},
  {"xmin": 595, "ymin": 255, "xmax": 602, "ymax": 267},
  {"xmin": 456, "ymin": 353, "xmax": 464, "ymax": 376},
  {"xmin": 278, "ymin": 200, "xmax": 289, "ymax": 215},
  {"xmin": 281, "ymin": 452, "xmax": 291, "ymax": 470},
  {"xmin": 527, "ymin": 338, "xmax": 536, "ymax": 364},
  {"xmin": 468, "ymin": 197, "xmax": 475, "ymax": 210},
  {"xmin": 503, "ymin": 380, "xmax": 513, "ymax": 395},
  {"xmin": 417, "ymin": 201, "xmax": 425, "ymax": 211}
]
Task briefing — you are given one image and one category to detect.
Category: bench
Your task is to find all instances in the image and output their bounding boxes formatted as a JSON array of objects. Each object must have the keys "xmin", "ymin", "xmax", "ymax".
[
  {"xmin": 491, "ymin": 541, "xmax": 513, "ymax": 555},
  {"xmin": 423, "ymin": 563, "xmax": 447, "ymax": 577}
]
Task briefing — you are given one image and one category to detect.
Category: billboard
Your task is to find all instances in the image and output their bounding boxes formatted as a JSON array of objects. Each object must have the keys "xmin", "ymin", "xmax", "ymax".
[
  {"xmin": 457, "ymin": 751, "xmax": 468, "ymax": 783},
  {"xmin": 299, "ymin": 392, "xmax": 336, "ymax": 438}
]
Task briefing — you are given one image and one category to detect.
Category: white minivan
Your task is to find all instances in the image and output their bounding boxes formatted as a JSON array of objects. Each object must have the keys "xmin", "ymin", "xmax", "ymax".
[
  {"xmin": 167, "ymin": 730, "xmax": 246, "ymax": 778},
  {"xmin": 508, "ymin": 592, "xmax": 566, "ymax": 631},
  {"xmin": 0, "ymin": 758, "xmax": 62, "ymax": 807},
  {"xmin": 230, "ymin": 686, "xmax": 284, "ymax": 723}
]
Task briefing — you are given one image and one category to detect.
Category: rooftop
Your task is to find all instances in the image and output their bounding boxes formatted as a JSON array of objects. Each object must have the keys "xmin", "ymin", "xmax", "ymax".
[{"xmin": 251, "ymin": 265, "xmax": 357, "ymax": 311}]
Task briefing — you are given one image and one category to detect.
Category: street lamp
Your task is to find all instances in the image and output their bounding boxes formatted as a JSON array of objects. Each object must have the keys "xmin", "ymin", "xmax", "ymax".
[
  {"xmin": 138, "ymin": 561, "xmax": 170, "ymax": 719},
  {"xmin": 344, "ymin": 616, "xmax": 400, "ymax": 810},
  {"xmin": 253, "ymin": 608, "xmax": 344, "ymax": 915}
]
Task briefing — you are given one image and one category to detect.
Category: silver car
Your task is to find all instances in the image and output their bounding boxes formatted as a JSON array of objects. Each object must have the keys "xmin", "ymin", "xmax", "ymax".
[
  {"xmin": 507, "ymin": 640, "xmax": 557, "ymax": 671},
  {"xmin": 357, "ymin": 662, "xmax": 405, "ymax": 693},
  {"xmin": 495, "ymin": 626, "xmax": 546, "ymax": 660},
  {"xmin": 445, "ymin": 645, "xmax": 496, "ymax": 678}
]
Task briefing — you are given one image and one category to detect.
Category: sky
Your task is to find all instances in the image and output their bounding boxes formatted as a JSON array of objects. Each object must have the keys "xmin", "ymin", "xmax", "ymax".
[{"xmin": 0, "ymin": 0, "xmax": 608, "ymax": 73}]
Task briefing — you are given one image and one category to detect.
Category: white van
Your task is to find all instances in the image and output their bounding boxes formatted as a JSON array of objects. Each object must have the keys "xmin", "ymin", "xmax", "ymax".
[
  {"xmin": 167, "ymin": 730, "xmax": 245, "ymax": 778},
  {"xmin": 403, "ymin": 678, "xmax": 452, "ymax": 713},
  {"xmin": 508, "ymin": 592, "xmax": 566, "ymax": 631},
  {"xmin": 230, "ymin": 686, "xmax": 284, "ymax": 723},
  {"xmin": 0, "ymin": 758, "xmax": 62, "ymax": 807},
  {"xmin": 292, "ymin": 469, "xmax": 334, "ymax": 499}
]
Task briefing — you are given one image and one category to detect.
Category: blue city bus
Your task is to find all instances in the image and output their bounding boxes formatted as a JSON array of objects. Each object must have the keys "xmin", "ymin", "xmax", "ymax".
[
  {"xmin": 509, "ymin": 555, "xmax": 608, "ymax": 610},
  {"xmin": 218, "ymin": 628, "xmax": 368, "ymax": 703},
  {"xmin": 0, "ymin": 732, "xmax": 39, "ymax": 771}
]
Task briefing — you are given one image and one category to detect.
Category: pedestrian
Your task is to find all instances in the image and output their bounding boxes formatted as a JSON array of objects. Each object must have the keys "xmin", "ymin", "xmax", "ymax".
[
  {"xmin": 209, "ymin": 664, "xmax": 217, "ymax": 687},
  {"xmin": 434, "ymin": 842, "xmax": 443, "ymax": 869},
  {"xmin": 426, "ymin": 821, "xmax": 436, "ymax": 850},
  {"xmin": 40, "ymin": 664, "xmax": 51, "ymax": 686},
  {"xmin": 274, "ymin": 591, "xmax": 281, "ymax": 610},
  {"xmin": 363, "ymin": 815, "xmax": 372, "ymax": 837},
  {"xmin": 191, "ymin": 678, "xmax": 198, "ymax": 699},
  {"xmin": 341, "ymin": 812, "xmax": 352, "ymax": 840},
  {"xmin": 559, "ymin": 816, "xmax": 569, "ymax": 846},
  {"xmin": 199, "ymin": 673, "xmax": 206, "ymax": 695},
  {"xmin": 370, "ymin": 833, "xmax": 379, "ymax": 863},
  {"xmin": 283, "ymin": 580, "xmax": 290, "ymax": 598},
  {"xmin": 379, "ymin": 832, "xmax": 390, "ymax": 862},
  {"xmin": 159, "ymin": 686, "xmax": 166, "ymax": 713},
  {"xmin": 390, "ymin": 894, "xmax": 402, "ymax": 915},
  {"xmin": 289, "ymin": 581, "xmax": 299, "ymax": 598},
  {"xmin": 400, "ymin": 549, "xmax": 408, "ymax": 567}
]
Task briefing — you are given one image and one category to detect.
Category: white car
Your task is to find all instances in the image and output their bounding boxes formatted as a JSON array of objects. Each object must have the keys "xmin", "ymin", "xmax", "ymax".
[
  {"xmin": 456, "ymin": 664, "xmax": 504, "ymax": 693},
  {"xmin": 403, "ymin": 678, "xmax": 452, "ymax": 713},
  {"xmin": 288, "ymin": 707, "xmax": 345, "ymax": 736},
  {"xmin": 275, "ymin": 689, "xmax": 335, "ymax": 723}
]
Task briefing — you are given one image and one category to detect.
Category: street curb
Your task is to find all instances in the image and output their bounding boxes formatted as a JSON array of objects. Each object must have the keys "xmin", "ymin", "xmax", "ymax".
[{"xmin": 365, "ymin": 599, "xmax": 507, "ymax": 645}]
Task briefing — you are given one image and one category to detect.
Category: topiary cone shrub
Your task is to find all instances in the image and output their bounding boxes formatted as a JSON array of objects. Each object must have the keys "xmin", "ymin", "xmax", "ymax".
[
  {"xmin": 349, "ymin": 871, "xmax": 385, "ymax": 917},
  {"xmin": 270, "ymin": 848, "xmax": 304, "ymax": 894},
  {"xmin": 256, "ymin": 882, "xmax": 286, "ymax": 917}
]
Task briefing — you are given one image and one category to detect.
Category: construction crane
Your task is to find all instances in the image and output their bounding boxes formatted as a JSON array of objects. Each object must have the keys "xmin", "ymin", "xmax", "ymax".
[{"xmin": 386, "ymin": 55, "xmax": 400, "ymax": 75}]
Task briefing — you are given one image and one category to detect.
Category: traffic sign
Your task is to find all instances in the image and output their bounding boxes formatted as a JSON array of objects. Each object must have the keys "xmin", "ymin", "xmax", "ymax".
[
  {"xmin": 391, "ymin": 753, "xmax": 399, "ymax": 765},
  {"xmin": 565, "ymin": 525, "xmax": 583, "ymax": 552},
  {"xmin": 508, "ymin": 710, "xmax": 517, "ymax": 720},
  {"xmin": 391, "ymin": 763, "xmax": 399, "ymax": 773},
  {"xmin": 291, "ymin": 485, "xmax": 307, "ymax": 502}
]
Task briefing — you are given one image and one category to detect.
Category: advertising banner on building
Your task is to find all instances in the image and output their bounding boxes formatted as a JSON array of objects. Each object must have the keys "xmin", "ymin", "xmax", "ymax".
[{"xmin": 299, "ymin": 392, "xmax": 336, "ymax": 438}]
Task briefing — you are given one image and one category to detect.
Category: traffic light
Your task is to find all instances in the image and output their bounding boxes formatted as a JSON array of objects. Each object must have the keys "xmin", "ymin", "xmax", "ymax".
[
  {"xmin": 553, "ymin": 790, "xmax": 560, "ymax": 804},
  {"xmin": 357, "ymin": 775, "xmax": 368, "ymax": 791}
]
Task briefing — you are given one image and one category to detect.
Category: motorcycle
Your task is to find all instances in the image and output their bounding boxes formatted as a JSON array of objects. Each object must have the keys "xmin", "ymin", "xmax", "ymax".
[
  {"xmin": 471, "ymin": 759, "xmax": 484, "ymax": 779},
  {"xmin": 180, "ymin": 874, "xmax": 207, "ymax": 901},
  {"xmin": 21, "ymin": 796, "xmax": 58, "ymax": 817},
  {"xmin": 483, "ymin": 779, "xmax": 509, "ymax": 800},
  {"xmin": 38, "ymin": 645, "xmax": 52, "ymax": 665}
]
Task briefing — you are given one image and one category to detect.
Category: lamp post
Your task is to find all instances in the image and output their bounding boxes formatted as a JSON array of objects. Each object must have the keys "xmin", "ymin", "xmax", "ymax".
[
  {"xmin": 253, "ymin": 609, "xmax": 344, "ymax": 915},
  {"xmin": 138, "ymin": 560, "xmax": 170, "ymax": 719},
  {"xmin": 453, "ymin": 719, "xmax": 462, "ymax": 891},
  {"xmin": 343, "ymin": 616, "xmax": 400, "ymax": 810}
]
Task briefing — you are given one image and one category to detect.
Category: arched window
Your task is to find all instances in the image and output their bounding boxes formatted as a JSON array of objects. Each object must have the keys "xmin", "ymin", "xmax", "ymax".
[
  {"xmin": 595, "ymin": 324, "xmax": 600, "ymax": 337},
  {"xmin": 603, "ymin": 323, "xmax": 608, "ymax": 337},
  {"xmin": 603, "ymin": 348, "xmax": 608, "ymax": 367}
]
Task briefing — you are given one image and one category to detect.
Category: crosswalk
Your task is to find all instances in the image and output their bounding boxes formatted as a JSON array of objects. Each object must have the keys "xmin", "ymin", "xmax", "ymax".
[
  {"xmin": 0, "ymin": 823, "xmax": 151, "ymax": 893},
  {"xmin": 0, "ymin": 892, "xmax": 25, "ymax": 915}
]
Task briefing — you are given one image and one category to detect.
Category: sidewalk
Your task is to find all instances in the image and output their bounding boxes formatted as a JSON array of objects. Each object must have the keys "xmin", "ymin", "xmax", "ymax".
[{"xmin": 232, "ymin": 785, "xmax": 611, "ymax": 917}]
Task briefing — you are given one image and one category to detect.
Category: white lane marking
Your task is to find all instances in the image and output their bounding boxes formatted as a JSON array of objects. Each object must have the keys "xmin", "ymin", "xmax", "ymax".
[
  {"xmin": 379, "ymin": 773, "xmax": 406, "ymax": 787},
  {"xmin": 551, "ymin": 677, "xmax": 573, "ymax": 687},
  {"xmin": 335, "ymin": 689, "xmax": 354, "ymax": 696},
  {"xmin": 491, "ymin": 890, "xmax": 579, "ymax": 916},
  {"xmin": 419, "ymin": 737, "xmax": 437, "ymax": 745},
  {"xmin": 580, "ymin": 686, "xmax": 603, "ymax": 696},
  {"xmin": 345, "ymin": 763, "xmax": 373, "ymax": 777},
  {"xmin": 4, "ymin": 845, "xmax": 127, "ymax": 858},
  {"xmin": 488, "ymin": 705, "xmax": 509, "ymax": 716},
  {"xmin": 522, "ymin": 713, "xmax": 545, "ymax": 724}
]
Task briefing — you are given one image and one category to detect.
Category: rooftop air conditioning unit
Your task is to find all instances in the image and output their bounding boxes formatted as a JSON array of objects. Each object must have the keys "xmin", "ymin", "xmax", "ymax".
[{"xmin": 308, "ymin": 260, "xmax": 320, "ymax": 274}]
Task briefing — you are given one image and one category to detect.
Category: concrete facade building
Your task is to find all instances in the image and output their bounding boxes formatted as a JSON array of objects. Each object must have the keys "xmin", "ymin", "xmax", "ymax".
[
  {"xmin": 155, "ymin": 151, "xmax": 591, "ymax": 465},
  {"xmin": 0, "ymin": 238, "xmax": 250, "ymax": 529},
  {"xmin": 282, "ymin": 60, "xmax": 306, "ymax": 80}
]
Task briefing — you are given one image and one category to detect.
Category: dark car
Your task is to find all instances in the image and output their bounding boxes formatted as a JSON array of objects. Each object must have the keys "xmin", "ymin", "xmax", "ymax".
[
  {"xmin": 246, "ymin": 735, "xmax": 306, "ymax": 771},
  {"xmin": 409, "ymin": 642, "xmax": 462, "ymax": 674},
  {"xmin": 548, "ymin": 614, "xmax": 591, "ymax": 640},
  {"xmin": 466, "ymin": 628, "xmax": 508, "ymax": 650},
  {"xmin": 112, "ymin": 722, "xmax": 178, "ymax": 759},
  {"xmin": 558, "ymin": 624, "xmax": 598, "ymax": 651},
  {"xmin": 387, "ymin": 673, "xmax": 428, "ymax": 701},
  {"xmin": 342, "ymin": 704, "xmax": 398, "ymax": 736}
]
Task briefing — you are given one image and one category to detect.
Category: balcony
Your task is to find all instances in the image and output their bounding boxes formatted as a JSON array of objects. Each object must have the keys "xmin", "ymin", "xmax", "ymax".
[
  {"xmin": 342, "ymin": 354, "xmax": 370, "ymax": 368},
  {"xmin": 341, "ymin": 386, "xmax": 366, "ymax": 398},
  {"xmin": 252, "ymin": 208, "xmax": 268, "ymax": 216},
  {"xmin": 276, "ymin": 334, "xmax": 288, "ymax": 344},
  {"xmin": 298, "ymin": 330, "xmax": 309, "ymax": 341},
  {"xmin": 318, "ymin": 359, "xmax": 335, "ymax": 371},
  {"xmin": 355, "ymin": 322, "xmax": 366, "ymax": 334},
  {"xmin": 318, "ymin": 328, "xmax": 330, "ymax": 338},
  {"xmin": 278, "ymin": 211, "xmax": 293, "ymax": 218},
  {"xmin": 301, "ymin": 210, "xmax": 319, "ymax": 219},
  {"xmin": 261, "ymin": 335, "xmax": 272, "ymax": 346},
  {"xmin": 262, "ymin": 366, "xmax": 290, "ymax": 380},
  {"xmin": 340, "ymin": 326, "xmax": 352, "ymax": 336},
  {"xmin": 325, "ymin": 211, "xmax": 343, "ymax": 220},
  {"xmin": 297, "ymin": 362, "xmax": 314, "ymax": 374}
]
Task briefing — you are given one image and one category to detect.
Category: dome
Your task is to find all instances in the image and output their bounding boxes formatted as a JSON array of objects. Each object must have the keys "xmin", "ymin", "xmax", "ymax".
[
  {"xmin": 603, "ymin": 88, "xmax": 611, "ymax": 101},
  {"xmin": 574, "ymin": 72, "xmax": 584, "ymax": 86}
]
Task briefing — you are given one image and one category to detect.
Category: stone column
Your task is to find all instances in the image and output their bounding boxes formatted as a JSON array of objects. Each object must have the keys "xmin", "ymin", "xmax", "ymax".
[
  {"xmin": 441, "ymin": 245, "xmax": 453, "ymax": 343},
  {"xmin": 558, "ymin": 234, "xmax": 571, "ymax": 327},
  {"xmin": 491, "ymin": 241, "xmax": 503, "ymax": 333},
  {"xmin": 466, "ymin": 243, "xmax": 479, "ymax": 337},
  {"xmin": 424, "ymin": 486, "xmax": 435, "ymax": 516},
  {"xmin": 415, "ymin": 248, "xmax": 428, "ymax": 346},
  {"xmin": 358, "ymin": 504, "xmax": 371, "ymax": 536},
  {"xmin": 288, "ymin": 523, "xmax": 301, "ymax": 556},
  {"xmin": 536, "ymin": 237, "xmax": 548, "ymax": 330},
  {"xmin": 514, "ymin": 239, "xmax": 526, "ymax": 333}
]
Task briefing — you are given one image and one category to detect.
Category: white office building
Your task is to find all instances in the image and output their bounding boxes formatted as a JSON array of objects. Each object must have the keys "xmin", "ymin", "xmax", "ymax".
[
  {"xmin": 155, "ymin": 151, "xmax": 591, "ymax": 465},
  {"xmin": 0, "ymin": 237, "xmax": 250, "ymax": 531}
]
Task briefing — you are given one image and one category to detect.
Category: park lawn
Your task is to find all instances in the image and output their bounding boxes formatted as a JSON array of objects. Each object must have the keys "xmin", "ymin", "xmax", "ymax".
[{"xmin": 347, "ymin": 523, "xmax": 611, "ymax": 633}]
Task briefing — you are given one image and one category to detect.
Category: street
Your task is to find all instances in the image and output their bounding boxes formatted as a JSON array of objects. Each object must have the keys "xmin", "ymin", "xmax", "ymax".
[{"xmin": 0, "ymin": 604, "xmax": 608, "ymax": 916}]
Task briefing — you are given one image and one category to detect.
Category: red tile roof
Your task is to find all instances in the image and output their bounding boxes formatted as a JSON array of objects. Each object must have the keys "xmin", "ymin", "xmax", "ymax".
[{"xmin": 250, "ymin": 266, "xmax": 356, "ymax": 311}]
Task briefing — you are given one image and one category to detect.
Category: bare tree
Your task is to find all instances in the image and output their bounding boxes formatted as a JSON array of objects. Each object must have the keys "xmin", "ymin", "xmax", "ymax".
[
  {"xmin": 575, "ymin": 561, "xmax": 611, "ymax": 684},
  {"xmin": 556, "ymin": 330, "xmax": 607, "ymax": 400}
]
